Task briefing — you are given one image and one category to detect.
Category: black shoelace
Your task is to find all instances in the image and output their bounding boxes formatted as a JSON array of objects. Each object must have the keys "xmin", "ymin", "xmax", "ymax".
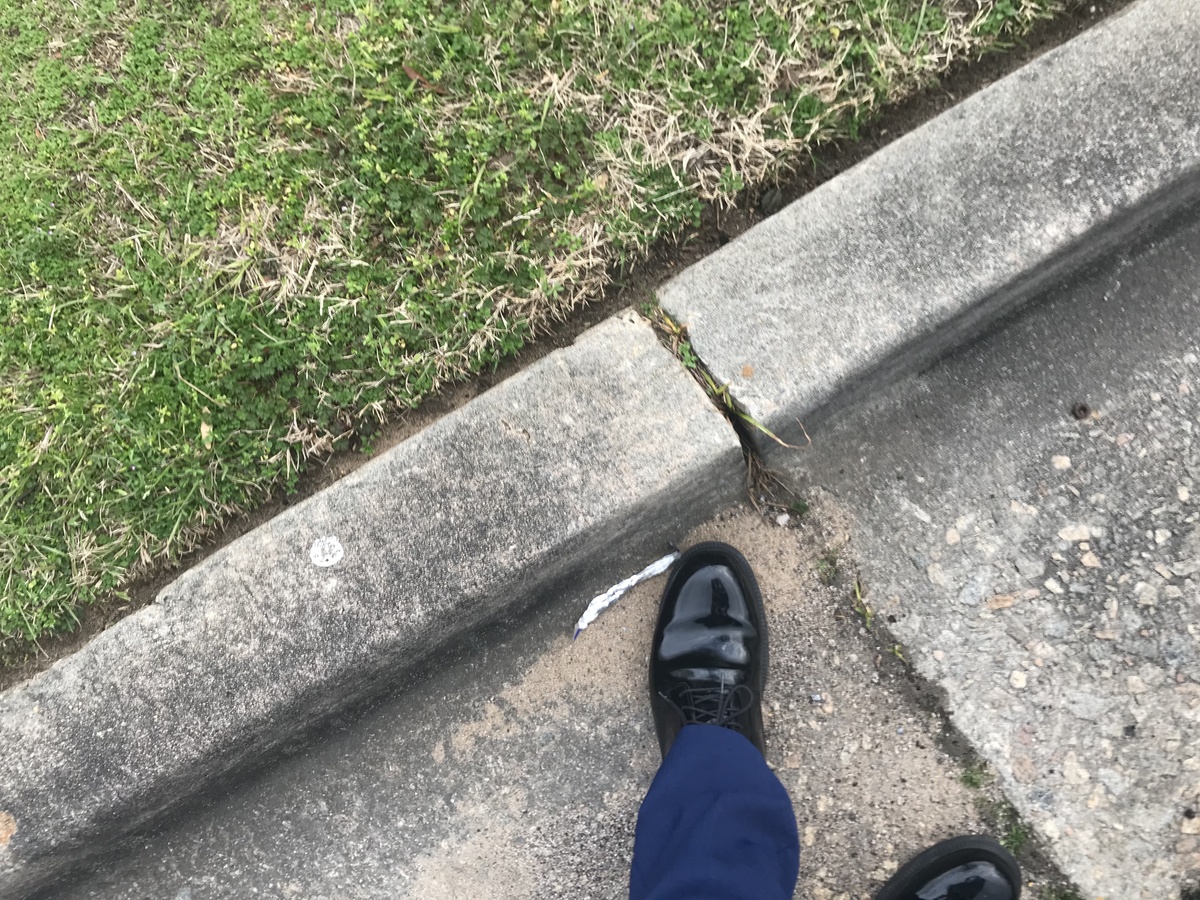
[{"xmin": 664, "ymin": 678, "xmax": 756, "ymax": 733}]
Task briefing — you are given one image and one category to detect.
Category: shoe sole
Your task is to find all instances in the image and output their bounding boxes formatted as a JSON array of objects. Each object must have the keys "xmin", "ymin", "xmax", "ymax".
[{"xmin": 873, "ymin": 834, "xmax": 1021, "ymax": 900}]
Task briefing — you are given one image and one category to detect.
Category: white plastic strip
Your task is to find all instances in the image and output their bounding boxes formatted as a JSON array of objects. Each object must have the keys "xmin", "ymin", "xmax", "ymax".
[{"xmin": 573, "ymin": 552, "xmax": 679, "ymax": 640}]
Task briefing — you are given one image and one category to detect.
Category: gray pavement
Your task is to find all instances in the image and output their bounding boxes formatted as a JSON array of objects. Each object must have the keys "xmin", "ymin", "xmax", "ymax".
[
  {"xmin": 791, "ymin": 205, "xmax": 1200, "ymax": 897},
  {"xmin": 52, "ymin": 507, "xmax": 1009, "ymax": 900}
]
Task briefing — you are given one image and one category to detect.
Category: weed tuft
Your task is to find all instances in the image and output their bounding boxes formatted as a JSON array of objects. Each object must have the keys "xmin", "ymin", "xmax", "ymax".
[
  {"xmin": 816, "ymin": 547, "xmax": 841, "ymax": 585},
  {"xmin": 960, "ymin": 761, "xmax": 990, "ymax": 789},
  {"xmin": 1039, "ymin": 888, "xmax": 1084, "ymax": 900}
]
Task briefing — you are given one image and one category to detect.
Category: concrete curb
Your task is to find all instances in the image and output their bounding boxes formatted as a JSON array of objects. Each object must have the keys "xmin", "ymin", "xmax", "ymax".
[
  {"xmin": 0, "ymin": 312, "xmax": 744, "ymax": 896},
  {"xmin": 659, "ymin": 0, "xmax": 1200, "ymax": 457}
]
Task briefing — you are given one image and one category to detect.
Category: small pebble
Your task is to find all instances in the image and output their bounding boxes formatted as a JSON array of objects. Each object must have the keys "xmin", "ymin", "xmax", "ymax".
[
  {"xmin": 1044, "ymin": 578, "xmax": 1065, "ymax": 595},
  {"xmin": 1179, "ymin": 485, "xmax": 1191, "ymax": 503},
  {"xmin": 1010, "ymin": 499, "xmax": 1038, "ymax": 516},
  {"xmin": 775, "ymin": 512, "xmax": 790, "ymax": 527},
  {"xmin": 1015, "ymin": 556, "xmax": 1045, "ymax": 579},
  {"xmin": 1135, "ymin": 583, "xmax": 1158, "ymax": 607},
  {"xmin": 1058, "ymin": 524, "xmax": 1090, "ymax": 542},
  {"xmin": 1052, "ymin": 455, "xmax": 1071, "ymax": 470},
  {"xmin": 1010, "ymin": 671, "xmax": 1028, "ymax": 689}
]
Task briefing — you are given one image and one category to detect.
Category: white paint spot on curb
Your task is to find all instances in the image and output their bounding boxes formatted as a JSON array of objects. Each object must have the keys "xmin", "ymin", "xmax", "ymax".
[{"xmin": 310, "ymin": 536, "xmax": 344, "ymax": 567}]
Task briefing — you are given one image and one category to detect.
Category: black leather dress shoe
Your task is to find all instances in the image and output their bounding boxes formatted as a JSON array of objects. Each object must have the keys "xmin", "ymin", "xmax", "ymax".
[
  {"xmin": 875, "ymin": 835, "xmax": 1021, "ymax": 900},
  {"xmin": 649, "ymin": 542, "xmax": 767, "ymax": 757}
]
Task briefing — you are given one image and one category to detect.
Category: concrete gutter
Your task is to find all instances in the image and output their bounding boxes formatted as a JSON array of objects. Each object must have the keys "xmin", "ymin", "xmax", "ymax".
[
  {"xmin": 659, "ymin": 0, "xmax": 1200, "ymax": 456},
  {"xmin": 0, "ymin": 312, "xmax": 744, "ymax": 896}
]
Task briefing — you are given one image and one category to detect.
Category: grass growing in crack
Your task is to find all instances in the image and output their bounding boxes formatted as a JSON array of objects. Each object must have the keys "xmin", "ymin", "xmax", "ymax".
[
  {"xmin": 851, "ymin": 579, "xmax": 874, "ymax": 629},
  {"xmin": 650, "ymin": 309, "xmax": 809, "ymax": 451},
  {"xmin": 2, "ymin": 0, "xmax": 1067, "ymax": 649},
  {"xmin": 1039, "ymin": 888, "xmax": 1084, "ymax": 900},
  {"xmin": 960, "ymin": 760, "xmax": 991, "ymax": 789},
  {"xmin": 816, "ymin": 547, "xmax": 841, "ymax": 585},
  {"xmin": 984, "ymin": 797, "xmax": 1031, "ymax": 854},
  {"xmin": 637, "ymin": 299, "xmax": 660, "ymax": 320},
  {"xmin": 788, "ymin": 499, "xmax": 810, "ymax": 519},
  {"xmin": 999, "ymin": 816, "xmax": 1031, "ymax": 854},
  {"xmin": 960, "ymin": 764, "xmax": 1032, "ymax": 855},
  {"xmin": 678, "ymin": 341, "xmax": 701, "ymax": 371}
]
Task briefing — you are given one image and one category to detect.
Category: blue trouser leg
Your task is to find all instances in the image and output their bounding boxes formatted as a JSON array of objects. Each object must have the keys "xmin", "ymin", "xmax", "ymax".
[{"xmin": 629, "ymin": 724, "xmax": 800, "ymax": 900}]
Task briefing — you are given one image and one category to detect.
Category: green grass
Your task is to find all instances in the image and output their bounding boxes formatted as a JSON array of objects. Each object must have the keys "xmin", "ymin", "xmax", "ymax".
[
  {"xmin": 960, "ymin": 760, "xmax": 991, "ymax": 789},
  {"xmin": 1, "ymin": 0, "xmax": 1063, "ymax": 649},
  {"xmin": 985, "ymin": 798, "xmax": 1030, "ymax": 855},
  {"xmin": 961, "ymin": 765, "xmax": 1032, "ymax": 856},
  {"xmin": 816, "ymin": 546, "xmax": 841, "ymax": 585},
  {"xmin": 1000, "ymin": 817, "xmax": 1031, "ymax": 854},
  {"xmin": 1039, "ymin": 888, "xmax": 1083, "ymax": 900},
  {"xmin": 851, "ymin": 578, "xmax": 873, "ymax": 628}
]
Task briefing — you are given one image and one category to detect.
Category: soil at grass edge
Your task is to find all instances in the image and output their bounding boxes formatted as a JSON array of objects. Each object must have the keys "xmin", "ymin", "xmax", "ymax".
[{"xmin": 0, "ymin": 0, "xmax": 1134, "ymax": 691}]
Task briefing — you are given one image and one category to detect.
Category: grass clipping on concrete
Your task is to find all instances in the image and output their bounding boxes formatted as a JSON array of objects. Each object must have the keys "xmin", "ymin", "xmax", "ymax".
[{"xmin": 1, "ymin": 0, "xmax": 1061, "ymax": 648}]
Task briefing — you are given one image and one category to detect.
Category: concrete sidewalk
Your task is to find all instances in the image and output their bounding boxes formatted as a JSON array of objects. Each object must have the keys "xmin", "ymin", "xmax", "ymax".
[{"xmin": 794, "ymin": 205, "xmax": 1200, "ymax": 898}]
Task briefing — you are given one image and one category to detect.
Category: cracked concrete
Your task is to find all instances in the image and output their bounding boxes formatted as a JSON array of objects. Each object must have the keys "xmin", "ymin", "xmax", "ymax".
[{"xmin": 660, "ymin": 0, "xmax": 1200, "ymax": 453}]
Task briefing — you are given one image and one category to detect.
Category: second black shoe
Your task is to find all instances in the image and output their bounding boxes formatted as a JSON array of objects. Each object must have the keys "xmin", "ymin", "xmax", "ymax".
[
  {"xmin": 649, "ymin": 542, "xmax": 767, "ymax": 758},
  {"xmin": 874, "ymin": 835, "xmax": 1021, "ymax": 900}
]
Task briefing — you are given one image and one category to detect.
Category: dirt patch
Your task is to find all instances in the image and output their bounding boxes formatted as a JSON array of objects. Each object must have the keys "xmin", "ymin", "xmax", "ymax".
[{"xmin": 0, "ymin": 0, "xmax": 1134, "ymax": 690}]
